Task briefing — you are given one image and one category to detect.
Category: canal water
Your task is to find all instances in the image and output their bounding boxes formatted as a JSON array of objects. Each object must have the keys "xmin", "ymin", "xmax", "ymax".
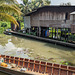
[{"xmin": 0, "ymin": 34, "xmax": 75, "ymax": 74}]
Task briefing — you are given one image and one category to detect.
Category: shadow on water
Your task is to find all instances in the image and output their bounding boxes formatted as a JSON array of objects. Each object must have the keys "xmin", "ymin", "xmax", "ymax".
[
  {"xmin": 1, "ymin": 34, "xmax": 74, "ymax": 66},
  {"xmin": 44, "ymin": 43, "xmax": 75, "ymax": 51},
  {"xmin": 12, "ymin": 34, "xmax": 75, "ymax": 51}
]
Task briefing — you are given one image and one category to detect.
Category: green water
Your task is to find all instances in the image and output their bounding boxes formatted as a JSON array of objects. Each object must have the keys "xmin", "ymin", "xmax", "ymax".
[{"xmin": 0, "ymin": 34, "xmax": 75, "ymax": 74}]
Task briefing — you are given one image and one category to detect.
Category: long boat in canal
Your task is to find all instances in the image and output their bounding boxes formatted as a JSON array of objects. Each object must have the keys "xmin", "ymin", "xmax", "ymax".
[{"xmin": 0, "ymin": 55, "xmax": 75, "ymax": 75}]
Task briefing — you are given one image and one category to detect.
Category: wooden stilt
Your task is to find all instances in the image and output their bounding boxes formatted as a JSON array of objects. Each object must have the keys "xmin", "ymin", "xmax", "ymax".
[
  {"xmin": 55, "ymin": 28, "xmax": 56, "ymax": 38},
  {"xmin": 60, "ymin": 28, "xmax": 62, "ymax": 40},
  {"xmin": 39, "ymin": 27, "xmax": 41, "ymax": 37},
  {"xmin": 57, "ymin": 28, "xmax": 58, "ymax": 39},
  {"xmin": 52, "ymin": 28, "xmax": 53, "ymax": 38},
  {"xmin": 65, "ymin": 28, "xmax": 66, "ymax": 40}
]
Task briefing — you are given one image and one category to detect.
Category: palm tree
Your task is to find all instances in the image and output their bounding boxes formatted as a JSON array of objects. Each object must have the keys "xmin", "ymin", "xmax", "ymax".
[
  {"xmin": 20, "ymin": 0, "xmax": 51, "ymax": 15},
  {"xmin": 0, "ymin": 0, "xmax": 22, "ymax": 27}
]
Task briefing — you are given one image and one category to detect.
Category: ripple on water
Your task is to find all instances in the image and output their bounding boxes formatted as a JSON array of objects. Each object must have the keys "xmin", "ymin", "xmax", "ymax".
[{"xmin": 0, "ymin": 34, "xmax": 75, "ymax": 66}]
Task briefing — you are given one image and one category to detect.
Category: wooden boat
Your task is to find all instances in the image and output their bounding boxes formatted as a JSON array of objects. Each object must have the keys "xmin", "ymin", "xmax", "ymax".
[{"xmin": 0, "ymin": 55, "xmax": 75, "ymax": 75}]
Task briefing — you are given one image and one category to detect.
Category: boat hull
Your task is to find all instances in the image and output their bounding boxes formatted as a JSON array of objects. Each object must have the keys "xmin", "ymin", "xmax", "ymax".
[{"xmin": 0, "ymin": 55, "xmax": 75, "ymax": 75}]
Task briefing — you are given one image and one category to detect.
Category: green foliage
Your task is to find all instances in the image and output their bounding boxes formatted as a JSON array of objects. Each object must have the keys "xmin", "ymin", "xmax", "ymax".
[
  {"xmin": 20, "ymin": 0, "xmax": 51, "ymax": 14},
  {"xmin": 0, "ymin": 21, "xmax": 11, "ymax": 33},
  {"xmin": 20, "ymin": 22, "xmax": 24, "ymax": 29},
  {"xmin": 22, "ymin": 0, "xmax": 28, "ymax": 5},
  {"xmin": 68, "ymin": 34, "xmax": 75, "ymax": 41},
  {"xmin": 1, "ymin": 23, "xmax": 7, "ymax": 28},
  {"xmin": 0, "ymin": 27, "xmax": 4, "ymax": 34},
  {"xmin": 0, "ymin": 0, "xmax": 22, "ymax": 26}
]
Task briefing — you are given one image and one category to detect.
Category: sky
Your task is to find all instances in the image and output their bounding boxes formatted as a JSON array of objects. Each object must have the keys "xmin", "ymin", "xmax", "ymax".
[{"xmin": 17, "ymin": 0, "xmax": 75, "ymax": 5}]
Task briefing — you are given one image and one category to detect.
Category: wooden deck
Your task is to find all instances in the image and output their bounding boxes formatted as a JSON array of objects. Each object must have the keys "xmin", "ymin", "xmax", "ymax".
[{"xmin": 6, "ymin": 31, "xmax": 75, "ymax": 48}]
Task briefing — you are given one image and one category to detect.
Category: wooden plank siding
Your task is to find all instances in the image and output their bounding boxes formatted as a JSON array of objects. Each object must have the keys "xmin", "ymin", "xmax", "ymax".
[
  {"xmin": 71, "ymin": 25, "xmax": 75, "ymax": 33},
  {"xmin": 30, "ymin": 11, "xmax": 66, "ymax": 27},
  {"xmin": 25, "ymin": 6, "xmax": 75, "ymax": 33},
  {"xmin": 39, "ymin": 12, "xmax": 65, "ymax": 20},
  {"xmin": 31, "ymin": 13, "xmax": 39, "ymax": 27}
]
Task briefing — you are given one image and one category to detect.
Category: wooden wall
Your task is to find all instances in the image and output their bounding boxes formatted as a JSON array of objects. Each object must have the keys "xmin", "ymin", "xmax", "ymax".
[
  {"xmin": 29, "ymin": 11, "xmax": 75, "ymax": 33},
  {"xmin": 30, "ymin": 13, "xmax": 39, "ymax": 27},
  {"xmin": 39, "ymin": 12, "xmax": 65, "ymax": 20},
  {"xmin": 26, "ymin": 6, "xmax": 75, "ymax": 29},
  {"xmin": 71, "ymin": 24, "xmax": 75, "ymax": 33},
  {"xmin": 30, "ymin": 11, "xmax": 67, "ymax": 27}
]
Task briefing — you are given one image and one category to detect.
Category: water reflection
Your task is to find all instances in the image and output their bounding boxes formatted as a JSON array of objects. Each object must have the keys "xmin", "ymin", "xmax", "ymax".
[{"xmin": 0, "ymin": 34, "xmax": 75, "ymax": 66}]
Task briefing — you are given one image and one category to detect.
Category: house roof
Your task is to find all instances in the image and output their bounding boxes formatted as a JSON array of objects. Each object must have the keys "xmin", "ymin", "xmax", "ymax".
[{"xmin": 25, "ymin": 5, "xmax": 75, "ymax": 16}]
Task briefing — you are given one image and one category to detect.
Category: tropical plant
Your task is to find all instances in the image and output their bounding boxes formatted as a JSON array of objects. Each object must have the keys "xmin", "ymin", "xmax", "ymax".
[
  {"xmin": 20, "ymin": 0, "xmax": 51, "ymax": 14},
  {"xmin": 31, "ymin": 0, "xmax": 51, "ymax": 10},
  {"xmin": 0, "ymin": 0, "xmax": 22, "ymax": 27},
  {"xmin": 1, "ymin": 23, "xmax": 7, "ymax": 31}
]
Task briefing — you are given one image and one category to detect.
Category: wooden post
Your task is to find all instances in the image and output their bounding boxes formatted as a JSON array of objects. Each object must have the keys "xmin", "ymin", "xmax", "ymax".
[
  {"xmin": 39, "ymin": 61, "xmax": 41, "ymax": 73},
  {"xmin": 9, "ymin": 56, "xmax": 11, "ymax": 63},
  {"xmin": 60, "ymin": 28, "xmax": 62, "ymax": 40},
  {"xmin": 13, "ymin": 57, "xmax": 15, "ymax": 64},
  {"xmin": 67, "ymin": 28, "xmax": 69, "ymax": 41},
  {"xmin": 5, "ymin": 55, "xmax": 6, "ymax": 63},
  {"xmin": 52, "ymin": 64, "xmax": 54, "ymax": 75},
  {"xmin": 45, "ymin": 62, "xmax": 47, "ymax": 74},
  {"xmin": 67, "ymin": 66, "xmax": 69, "ymax": 75},
  {"xmin": 23, "ymin": 59, "xmax": 25, "ymax": 67},
  {"xmin": 55, "ymin": 28, "xmax": 56, "ymax": 38},
  {"xmin": 33, "ymin": 61, "xmax": 35, "ymax": 71},
  {"xmin": 28, "ymin": 59, "xmax": 30, "ymax": 70},
  {"xmin": 0, "ymin": 55, "xmax": 1, "ymax": 58},
  {"xmin": 59, "ymin": 65, "xmax": 61, "ymax": 75},
  {"xmin": 39, "ymin": 27, "xmax": 41, "ymax": 37},
  {"xmin": 52, "ymin": 28, "xmax": 53, "ymax": 38},
  {"xmin": 37, "ymin": 27, "xmax": 38, "ymax": 36},
  {"xmin": 65, "ymin": 28, "xmax": 66, "ymax": 40},
  {"xmin": 57, "ymin": 27, "xmax": 58, "ymax": 39},
  {"xmin": 29, "ymin": 28, "xmax": 30, "ymax": 34},
  {"xmin": 18, "ymin": 58, "xmax": 20, "ymax": 66}
]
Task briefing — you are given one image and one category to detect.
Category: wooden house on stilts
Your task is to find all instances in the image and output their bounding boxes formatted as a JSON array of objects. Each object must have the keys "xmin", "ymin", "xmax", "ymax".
[{"xmin": 24, "ymin": 6, "xmax": 75, "ymax": 41}]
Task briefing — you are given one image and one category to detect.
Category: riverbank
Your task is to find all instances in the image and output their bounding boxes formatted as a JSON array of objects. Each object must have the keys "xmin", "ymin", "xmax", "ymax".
[{"xmin": 6, "ymin": 31, "xmax": 75, "ymax": 48}]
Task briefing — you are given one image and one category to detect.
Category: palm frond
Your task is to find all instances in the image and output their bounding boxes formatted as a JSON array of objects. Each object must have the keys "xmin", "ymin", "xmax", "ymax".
[
  {"xmin": 0, "ymin": 4, "xmax": 21, "ymax": 16},
  {"xmin": 0, "ymin": 13, "xmax": 19, "ymax": 26},
  {"xmin": 0, "ymin": 0, "xmax": 19, "ymax": 4}
]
